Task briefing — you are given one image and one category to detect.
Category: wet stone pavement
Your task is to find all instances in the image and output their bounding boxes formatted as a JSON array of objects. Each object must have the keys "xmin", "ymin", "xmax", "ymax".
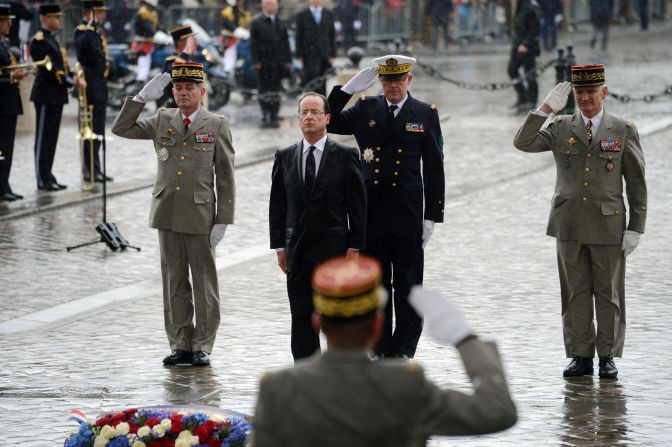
[{"xmin": 1, "ymin": 24, "xmax": 672, "ymax": 446}]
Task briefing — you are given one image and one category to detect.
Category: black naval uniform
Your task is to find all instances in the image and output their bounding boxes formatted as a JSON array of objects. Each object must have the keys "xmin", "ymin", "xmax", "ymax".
[
  {"xmin": 327, "ymin": 87, "xmax": 445, "ymax": 358},
  {"xmin": 30, "ymin": 28, "xmax": 72, "ymax": 190},
  {"xmin": 0, "ymin": 36, "xmax": 22, "ymax": 200},
  {"xmin": 74, "ymin": 20, "xmax": 109, "ymax": 181}
]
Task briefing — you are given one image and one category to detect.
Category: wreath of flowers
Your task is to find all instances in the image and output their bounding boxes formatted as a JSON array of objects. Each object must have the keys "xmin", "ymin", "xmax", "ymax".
[{"xmin": 64, "ymin": 405, "xmax": 251, "ymax": 447}]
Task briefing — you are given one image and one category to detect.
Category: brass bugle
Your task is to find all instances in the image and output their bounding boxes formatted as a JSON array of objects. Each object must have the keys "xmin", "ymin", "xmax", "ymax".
[{"xmin": 0, "ymin": 56, "xmax": 53, "ymax": 73}]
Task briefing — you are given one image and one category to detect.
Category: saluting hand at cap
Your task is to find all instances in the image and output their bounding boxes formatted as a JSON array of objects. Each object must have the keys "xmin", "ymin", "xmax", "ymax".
[
  {"xmin": 136, "ymin": 72, "xmax": 172, "ymax": 102},
  {"xmin": 341, "ymin": 65, "xmax": 378, "ymax": 95},
  {"xmin": 541, "ymin": 81, "xmax": 572, "ymax": 114}
]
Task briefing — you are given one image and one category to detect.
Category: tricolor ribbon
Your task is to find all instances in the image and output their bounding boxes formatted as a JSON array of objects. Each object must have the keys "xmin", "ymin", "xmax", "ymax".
[{"xmin": 67, "ymin": 409, "xmax": 89, "ymax": 425}]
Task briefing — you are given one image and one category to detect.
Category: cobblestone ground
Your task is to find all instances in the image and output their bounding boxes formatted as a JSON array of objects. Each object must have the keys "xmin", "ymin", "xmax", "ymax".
[{"xmin": 0, "ymin": 24, "xmax": 671, "ymax": 446}]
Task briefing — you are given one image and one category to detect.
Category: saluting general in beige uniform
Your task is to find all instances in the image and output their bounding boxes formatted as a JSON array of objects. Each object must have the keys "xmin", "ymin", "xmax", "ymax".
[
  {"xmin": 252, "ymin": 256, "xmax": 516, "ymax": 446},
  {"xmin": 513, "ymin": 64, "xmax": 647, "ymax": 379},
  {"xmin": 112, "ymin": 63, "xmax": 235, "ymax": 367}
]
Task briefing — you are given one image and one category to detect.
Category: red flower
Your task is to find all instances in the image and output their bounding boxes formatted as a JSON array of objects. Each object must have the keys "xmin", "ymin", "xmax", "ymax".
[
  {"xmin": 208, "ymin": 439, "xmax": 220, "ymax": 447},
  {"xmin": 122, "ymin": 408, "xmax": 138, "ymax": 418},
  {"xmin": 128, "ymin": 422, "xmax": 139, "ymax": 434},
  {"xmin": 158, "ymin": 438, "xmax": 175, "ymax": 447},
  {"xmin": 170, "ymin": 415, "xmax": 183, "ymax": 433},
  {"xmin": 145, "ymin": 417, "xmax": 161, "ymax": 427},
  {"xmin": 194, "ymin": 420, "xmax": 217, "ymax": 443}
]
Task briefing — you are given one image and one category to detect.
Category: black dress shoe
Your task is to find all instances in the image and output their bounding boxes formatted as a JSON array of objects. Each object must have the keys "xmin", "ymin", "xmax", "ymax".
[
  {"xmin": 0, "ymin": 192, "xmax": 17, "ymax": 201},
  {"xmin": 599, "ymin": 357, "xmax": 618, "ymax": 379},
  {"xmin": 53, "ymin": 181, "xmax": 67, "ymax": 190},
  {"xmin": 38, "ymin": 182, "xmax": 60, "ymax": 192},
  {"xmin": 162, "ymin": 349, "xmax": 193, "ymax": 365},
  {"xmin": 563, "ymin": 356, "xmax": 594, "ymax": 377},
  {"xmin": 192, "ymin": 351, "xmax": 211, "ymax": 366},
  {"xmin": 9, "ymin": 191, "xmax": 23, "ymax": 200},
  {"xmin": 94, "ymin": 173, "xmax": 113, "ymax": 183}
]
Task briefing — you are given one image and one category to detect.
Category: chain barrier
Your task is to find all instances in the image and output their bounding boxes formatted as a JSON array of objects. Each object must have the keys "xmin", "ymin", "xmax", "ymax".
[{"xmin": 608, "ymin": 85, "xmax": 672, "ymax": 104}]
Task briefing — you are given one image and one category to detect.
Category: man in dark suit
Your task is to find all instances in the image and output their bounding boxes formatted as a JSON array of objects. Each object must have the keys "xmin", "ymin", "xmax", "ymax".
[
  {"xmin": 74, "ymin": 0, "xmax": 112, "ymax": 185},
  {"xmin": 507, "ymin": 0, "xmax": 541, "ymax": 112},
  {"xmin": 30, "ymin": 3, "xmax": 78, "ymax": 192},
  {"xmin": 0, "ymin": 3, "xmax": 25, "ymax": 201},
  {"xmin": 269, "ymin": 91, "xmax": 367, "ymax": 361},
  {"xmin": 250, "ymin": 0, "xmax": 291, "ymax": 128},
  {"xmin": 327, "ymin": 55, "xmax": 445, "ymax": 359},
  {"xmin": 295, "ymin": 0, "xmax": 335, "ymax": 95}
]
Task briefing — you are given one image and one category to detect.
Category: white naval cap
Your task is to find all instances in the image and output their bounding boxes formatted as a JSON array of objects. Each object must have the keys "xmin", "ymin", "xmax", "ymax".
[{"xmin": 372, "ymin": 54, "xmax": 417, "ymax": 77}]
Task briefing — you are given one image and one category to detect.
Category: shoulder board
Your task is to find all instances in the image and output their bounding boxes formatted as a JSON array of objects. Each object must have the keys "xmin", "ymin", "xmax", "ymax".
[
  {"xmin": 219, "ymin": 115, "xmax": 225, "ymax": 119},
  {"xmin": 76, "ymin": 24, "xmax": 95, "ymax": 32},
  {"xmin": 165, "ymin": 55, "xmax": 177, "ymax": 61},
  {"xmin": 33, "ymin": 31, "xmax": 44, "ymax": 41},
  {"xmin": 405, "ymin": 360, "xmax": 420, "ymax": 372},
  {"xmin": 554, "ymin": 116, "xmax": 563, "ymax": 122},
  {"xmin": 260, "ymin": 371, "xmax": 270, "ymax": 382},
  {"xmin": 430, "ymin": 103, "xmax": 437, "ymax": 110},
  {"xmin": 626, "ymin": 120, "xmax": 634, "ymax": 128},
  {"xmin": 360, "ymin": 95, "xmax": 366, "ymax": 101}
]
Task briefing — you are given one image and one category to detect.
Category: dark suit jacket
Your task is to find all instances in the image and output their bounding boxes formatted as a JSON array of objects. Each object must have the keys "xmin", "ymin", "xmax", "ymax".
[
  {"xmin": 250, "ymin": 13, "xmax": 291, "ymax": 68},
  {"xmin": 269, "ymin": 138, "xmax": 366, "ymax": 271},
  {"xmin": 327, "ymin": 87, "xmax": 445, "ymax": 228},
  {"xmin": 295, "ymin": 7, "xmax": 336, "ymax": 63}
]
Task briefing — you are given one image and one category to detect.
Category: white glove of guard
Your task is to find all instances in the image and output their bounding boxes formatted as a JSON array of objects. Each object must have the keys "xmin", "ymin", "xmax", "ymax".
[
  {"xmin": 137, "ymin": 72, "xmax": 172, "ymax": 102},
  {"xmin": 421, "ymin": 220, "xmax": 434, "ymax": 249},
  {"xmin": 621, "ymin": 230, "xmax": 641, "ymax": 257},
  {"xmin": 341, "ymin": 65, "xmax": 378, "ymax": 95},
  {"xmin": 542, "ymin": 81, "xmax": 572, "ymax": 113},
  {"xmin": 209, "ymin": 224, "xmax": 227, "ymax": 249},
  {"xmin": 409, "ymin": 286, "xmax": 473, "ymax": 346}
]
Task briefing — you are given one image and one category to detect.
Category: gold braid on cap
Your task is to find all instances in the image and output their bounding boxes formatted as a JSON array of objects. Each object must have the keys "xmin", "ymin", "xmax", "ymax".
[
  {"xmin": 377, "ymin": 58, "xmax": 412, "ymax": 75},
  {"xmin": 571, "ymin": 72, "xmax": 606, "ymax": 83},
  {"xmin": 171, "ymin": 66, "xmax": 204, "ymax": 81},
  {"xmin": 313, "ymin": 286, "xmax": 383, "ymax": 318}
]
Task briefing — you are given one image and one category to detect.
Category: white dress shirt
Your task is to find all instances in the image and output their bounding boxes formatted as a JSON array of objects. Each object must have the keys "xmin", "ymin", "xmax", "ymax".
[
  {"xmin": 386, "ymin": 94, "xmax": 409, "ymax": 118},
  {"xmin": 581, "ymin": 108, "xmax": 604, "ymax": 133}
]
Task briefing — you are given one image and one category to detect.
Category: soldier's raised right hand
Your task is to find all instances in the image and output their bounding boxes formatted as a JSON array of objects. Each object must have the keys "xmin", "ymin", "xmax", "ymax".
[
  {"xmin": 137, "ymin": 72, "xmax": 172, "ymax": 102},
  {"xmin": 542, "ymin": 81, "xmax": 572, "ymax": 113},
  {"xmin": 341, "ymin": 65, "xmax": 378, "ymax": 95}
]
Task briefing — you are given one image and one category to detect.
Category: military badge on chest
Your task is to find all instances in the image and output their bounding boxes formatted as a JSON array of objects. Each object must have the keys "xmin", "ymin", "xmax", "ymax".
[
  {"xmin": 158, "ymin": 147, "xmax": 170, "ymax": 162},
  {"xmin": 405, "ymin": 122, "xmax": 424, "ymax": 133},
  {"xmin": 195, "ymin": 131, "xmax": 215, "ymax": 143},
  {"xmin": 600, "ymin": 139, "xmax": 621, "ymax": 172},
  {"xmin": 362, "ymin": 147, "xmax": 374, "ymax": 164}
]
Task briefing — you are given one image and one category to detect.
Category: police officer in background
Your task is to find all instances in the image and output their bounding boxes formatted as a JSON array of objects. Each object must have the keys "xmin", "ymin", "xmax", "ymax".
[
  {"xmin": 160, "ymin": 24, "xmax": 198, "ymax": 108},
  {"xmin": 75, "ymin": 0, "xmax": 112, "ymax": 184},
  {"xmin": 507, "ymin": 0, "xmax": 541, "ymax": 113},
  {"xmin": 513, "ymin": 65, "xmax": 647, "ymax": 379},
  {"xmin": 0, "ymin": 3, "xmax": 25, "ymax": 201},
  {"xmin": 252, "ymin": 256, "xmax": 517, "ymax": 445},
  {"xmin": 30, "ymin": 3, "xmax": 80, "ymax": 192},
  {"xmin": 327, "ymin": 55, "xmax": 445, "ymax": 359}
]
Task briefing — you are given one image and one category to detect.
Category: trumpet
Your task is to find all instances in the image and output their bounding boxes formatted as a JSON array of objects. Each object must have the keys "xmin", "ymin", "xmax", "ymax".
[
  {"xmin": 75, "ymin": 62, "xmax": 97, "ymax": 191},
  {"xmin": 0, "ymin": 56, "xmax": 53, "ymax": 74}
]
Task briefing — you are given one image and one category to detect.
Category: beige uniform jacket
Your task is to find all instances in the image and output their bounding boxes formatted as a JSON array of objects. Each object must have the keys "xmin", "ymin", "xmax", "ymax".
[
  {"xmin": 514, "ymin": 111, "xmax": 646, "ymax": 245},
  {"xmin": 252, "ymin": 338, "xmax": 517, "ymax": 447},
  {"xmin": 112, "ymin": 98, "xmax": 235, "ymax": 234}
]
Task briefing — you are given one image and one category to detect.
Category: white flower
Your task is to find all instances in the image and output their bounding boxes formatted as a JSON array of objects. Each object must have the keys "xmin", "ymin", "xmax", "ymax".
[
  {"xmin": 115, "ymin": 422, "xmax": 130, "ymax": 436},
  {"xmin": 100, "ymin": 425, "xmax": 116, "ymax": 439},
  {"xmin": 137, "ymin": 426, "xmax": 151, "ymax": 437},
  {"xmin": 160, "ymin": 418, "xmax": 172, "ymax": 430},
  {"xmin": 176, "ymin": 430, "xmax": 199, "ymax": 446},
  {"xmin": 153, "ymin": 424, "xmax": 166, "ymax": 437},
  {"xmin": 132, "ymin": 441, "xmax": 147, "ymax": 447},
  {"xmin": 94, "ymin": 436, "xmax": 109, "ymax": 447}
]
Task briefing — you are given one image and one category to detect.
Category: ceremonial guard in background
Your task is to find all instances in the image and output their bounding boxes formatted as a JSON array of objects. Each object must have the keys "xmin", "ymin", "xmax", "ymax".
[
  {"xmin": 74, "ymin": 0, "xmax": 112, "ymax": 185},
  {"xmin": 250, "ymin": 0, "xmax": 291, "ymax": 128},
  {"xmin": 507, "ymin": 0, "xmax": 541, "ymax": 112},
  {"xmin": 112, "ymin": 63, "xmax": 235, "ymax": 367},
  {"xmin": 295, "ymin": 0, "xmax": 336, "ymax": 95},
  {"xmin": 0, "ymin": 3, "xmax": 25, "ymax": 201},
  {"xmin": 132, "ymin": 0, "xmax": 158, "ymax": 83},
  {"xmin": 327, "ymin": 55, "xmax": 445, "ymax": 359},
  {"xmin": 514, "ymin": 66, "xmax": 647, "ymax": 378},
  {"xmin": 160, "ymin": 24, "xmax": 197, "ymax": 108},
  {"xmin": 30, "ymin": 3, "xmax": 77, "ymax": 192},
  {"xmin": 252, "ymin": 257, "xmax": 517, "ymax": 445}
]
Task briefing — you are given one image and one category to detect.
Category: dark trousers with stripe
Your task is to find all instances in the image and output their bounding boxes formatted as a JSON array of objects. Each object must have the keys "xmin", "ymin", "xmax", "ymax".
[
  {"xmin": 0, "ymin": 115, "xmax": 18, "ymax": 195},
  {"xmin": 33, "ymin": 103, "xmax": 63, "ymax": 187},
  {"xmin": 81, "ymin": 101, "xmax": 106, "ymax": 178}
]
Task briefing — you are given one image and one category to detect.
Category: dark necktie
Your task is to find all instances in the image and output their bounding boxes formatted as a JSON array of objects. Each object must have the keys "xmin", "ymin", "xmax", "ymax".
[
  {"xmin": 184, "ymin": 116, "xmax": 191, "ymax": 133},
  {"xmin": 586, "ymin": 119, "xmax": 593, "ymax": 143},
  {"xmin": 305, "ymin": 145, "xmax": 316, "ymax": 194},
  {"xmin": 388, "ymin": 104, "xmax": 398, "ymax": 121}
]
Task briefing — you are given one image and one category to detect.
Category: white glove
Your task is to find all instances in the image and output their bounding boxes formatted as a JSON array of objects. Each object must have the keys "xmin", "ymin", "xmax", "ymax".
[
  {"xmin": 421, "ymin": 220, "xmax": 434, "ymax": 249},
  {"xmin": 209, "ymin": 224, "xmax": 227, "ymax": 249},
  {"xmin": 542, "ymin": 81, "xmax": 572, "ymax": 113},
  {"xmin": 409, "ymin": 286, "xmax": 473, "ymax": 346},
  {"xmin": 341, "ymin": 65, "xmax": 378, "ymax": 95},
  {"xmin": 621, "ymin": 230, "xmax": 641, "ymax": 257},
  {"xmin": 137, "ymin": 72, "xmax": 172, "ymax": 102}
]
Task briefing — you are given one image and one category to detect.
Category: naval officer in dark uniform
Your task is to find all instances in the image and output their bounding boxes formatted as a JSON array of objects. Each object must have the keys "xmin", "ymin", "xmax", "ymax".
[
  {"xmin": 327, "ymin": 55, "xmax": 445, "ymax": 359},
  {"xmin": 0, "ymin": 4, "xmax": 25, "ymax": 202},
  {"xmin": 30, "ymin": 3, "xmax": 76, "ymax": 191},
  {"xmin": 74, "ymin": 0, "xmax": 112, "ymax": 184}
]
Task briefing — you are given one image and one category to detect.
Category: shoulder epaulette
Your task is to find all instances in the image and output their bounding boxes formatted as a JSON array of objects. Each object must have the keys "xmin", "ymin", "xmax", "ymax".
[
  {"xmin": 554, "ymin": 116, "xmax": 563, "ymax": 122},
  {"xmin": 219, "ymin": 115, "xmax": 225, "ymax": 119},
  {"xmin": 33, "ymin": 31, "xmax": 44, "ymax": 41},
  {"xmin": 75, "ymin": 24, "xmax": 95, "ymax": 32},
  {"xmin": 405, "ymin": 360, "xmax": 420, "ymax": 372},
  {"xmin": 626, "ymin": 120, "xmax": 634, "ymax": 127},
  {"xmin": 260, "ymin": 371, "xmax": 270, "ymax": 382},
  {"xmin": 165, "ymin": 55, "xmax": 177, "ymax": 62},
  {"xmin": 430, "ymin": 103, "xmax": 437, "ymax": 110},
  {"xmin": 360, "ymin": 95, "xmax": 366, "ymax": 101}
]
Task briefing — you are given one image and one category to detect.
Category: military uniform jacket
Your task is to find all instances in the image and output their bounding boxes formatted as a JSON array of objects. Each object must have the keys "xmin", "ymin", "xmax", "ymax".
[
  {"xmin": 252, "ymin": 338, "xmax": 517, "ymax": 446},
  {"xmin": 74, "ymin": 21, "xmax": 108, "ymax": 103},
  {"xmin": 328, "ymin": 87, "xmax": 445, "ymax": 227},
  {"xmin": 269, "ymin": 138, "xmax": 367, "ymax": 270},
  {"xmin": 111, "ymin": 98, "xmax": 235, "ymax": 234},
  {"xmin": 0, "ymin": 37, "xmax": 22, "ymax": 116},
  {"xmin": 29, "ymin": 28, "xmax": 71, "ymax": 105},
  {"xmin": 514, "ymin": 111, "xmax": 647, "ymax": 245}
]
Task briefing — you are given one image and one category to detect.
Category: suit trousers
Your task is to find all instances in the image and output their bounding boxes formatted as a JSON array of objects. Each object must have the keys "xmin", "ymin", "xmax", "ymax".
[
  {"xmin": 368, "ymin": 224, "xmax": 424, "ymax": 358},
  {"xmin": 257, "ymin": 64, "xmax": 282, "ymax": 118},
  {"xmin": 0, "ymin": 115, "xmax": 18, "ymax": 195},
  {"xmin": 301, "ymin": 58, "xmax": 330, "ymax": 96},
  {"xmin": 81, "ymin": 101, "xmax": 107, "ymax": 178},
  {"xmin": 34, "ymin": 103, "xmax": 63, "ymax": 187},
  {"xmin": 286, "ymin": 264, "xmax": 321, "ymax": 360},
  {"xmin": 158, "ymin": 229, "xmax": 221, "ymax": 354},
  {"xmin": 557, "ymin": 239, "xmax": 626, "ymax": 358},
  {"xmin": 507, "ymin": 49, "xmax": 538, "ymax": 105}
]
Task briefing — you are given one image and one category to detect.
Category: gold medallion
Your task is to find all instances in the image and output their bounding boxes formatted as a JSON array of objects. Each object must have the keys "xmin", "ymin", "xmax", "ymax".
[{"xmin": 369, "ymin": 120, "xmax": 376, "ymax": 127}]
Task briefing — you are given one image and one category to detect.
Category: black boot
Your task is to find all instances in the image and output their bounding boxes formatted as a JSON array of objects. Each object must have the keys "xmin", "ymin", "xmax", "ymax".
[
  {"xmin": 598, "ymin": 357, "xmax": 618, "ymax": 379},
  {"xmin": 563, "ymin": 356, "xmax": 593, "ymax": 377}
]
